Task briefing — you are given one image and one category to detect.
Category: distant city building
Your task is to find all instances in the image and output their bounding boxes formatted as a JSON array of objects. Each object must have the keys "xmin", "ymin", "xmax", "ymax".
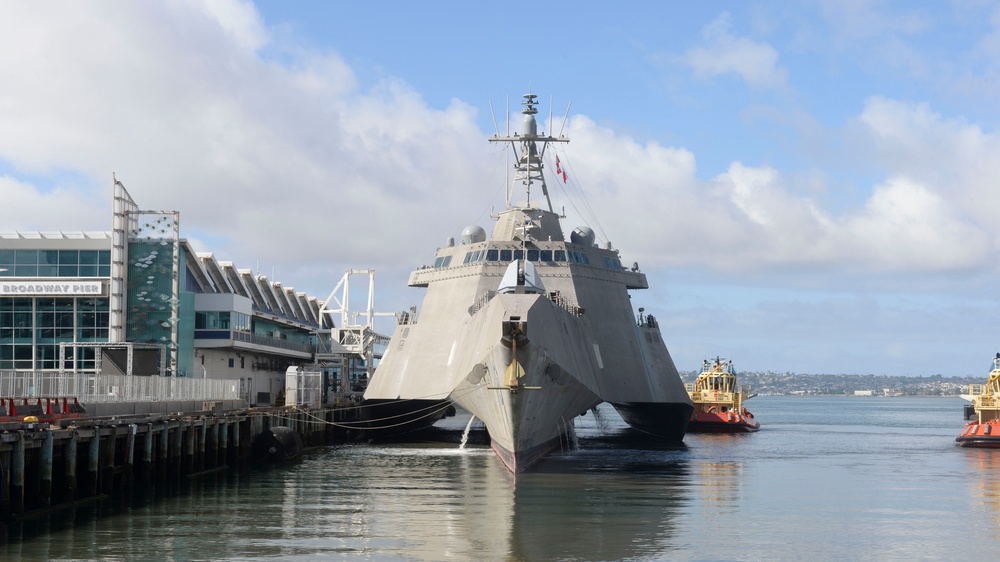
[{"xmin": 0, "ymin": 179, "xmax": 337, "ymax": 406}]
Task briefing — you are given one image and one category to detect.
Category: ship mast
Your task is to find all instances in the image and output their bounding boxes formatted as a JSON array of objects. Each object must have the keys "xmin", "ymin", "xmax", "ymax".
[{"xmin": 490, "ymin": 94, "xmax": 568, "ymax": 212}]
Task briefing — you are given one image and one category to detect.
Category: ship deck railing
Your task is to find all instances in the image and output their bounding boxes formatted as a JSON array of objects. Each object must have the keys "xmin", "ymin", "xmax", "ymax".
[
  {"xmin": 970, "ymin": 388, "xmax": 1000, "ymax": 411},
  {"xmin": 468, "ymin": 289, "xmax": 583, "ymax": 318},
  {"xmin": 687, "ymin": 385, "xmax": 752, "ymax": 405}
]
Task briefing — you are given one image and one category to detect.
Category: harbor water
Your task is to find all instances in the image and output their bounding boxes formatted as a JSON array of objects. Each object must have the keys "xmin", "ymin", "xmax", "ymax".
[{"xmin": 4, "ymin": 396, "xmax": 1000, "ymax": 561}]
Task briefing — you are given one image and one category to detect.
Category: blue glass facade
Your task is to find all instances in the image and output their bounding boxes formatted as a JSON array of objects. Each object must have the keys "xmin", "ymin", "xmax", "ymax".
[
  {"xmin": 0, "ymin": 293, "xmax": 110, "ymax": 371},
  {"xmin": 0, "ymin": 249, "xmax": 111, "ymax": 278}
]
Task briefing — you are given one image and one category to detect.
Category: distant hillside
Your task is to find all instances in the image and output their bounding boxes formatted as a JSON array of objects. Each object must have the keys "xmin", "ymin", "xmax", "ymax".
[{"xmin": 680, "ymin": 370, "xmax": 980, "ymax": 396}]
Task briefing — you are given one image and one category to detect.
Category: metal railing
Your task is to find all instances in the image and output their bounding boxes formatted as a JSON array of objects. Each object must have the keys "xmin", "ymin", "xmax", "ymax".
[
  {"xmin": 0, "ymin": 371, "xmax": 240, "ymax": 403},
  {"xmin": 468, "ymin": 289, "xmax": 583, "ymax": 317},
  {"xmin": 232, "ymin": 330, "xmax": 314, "ymax": 353}
]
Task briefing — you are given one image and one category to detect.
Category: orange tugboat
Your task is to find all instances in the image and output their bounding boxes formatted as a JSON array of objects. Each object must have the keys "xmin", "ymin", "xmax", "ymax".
[
  {"xmin": 956, "ymin": 355, "xmax": 1000, "ymax": 447},
  {"xmin": 685, "ymin": 357, "xmax": 759, "ymax": 433}
]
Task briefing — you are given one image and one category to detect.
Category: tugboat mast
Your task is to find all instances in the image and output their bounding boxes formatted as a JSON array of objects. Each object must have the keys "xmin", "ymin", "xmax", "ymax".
[{"xmin": 490, "ymin": 94, "xmax": 568, "ymax": 212}]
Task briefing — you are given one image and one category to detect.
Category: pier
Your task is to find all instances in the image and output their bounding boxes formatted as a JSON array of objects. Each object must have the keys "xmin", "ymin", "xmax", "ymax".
[{"xmin": 0, "ymin": 404, "xmax": 349, "ymax": 521}]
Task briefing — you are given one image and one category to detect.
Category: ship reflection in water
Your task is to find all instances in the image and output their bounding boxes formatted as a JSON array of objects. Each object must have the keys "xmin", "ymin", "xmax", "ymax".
[
  {"xmin": 337, "ymin": 409, "xmax": 692, "ymax": 561},
  {"xmin": 5, "ymin": 398, "xmax": 1000, "ymax": 561}
]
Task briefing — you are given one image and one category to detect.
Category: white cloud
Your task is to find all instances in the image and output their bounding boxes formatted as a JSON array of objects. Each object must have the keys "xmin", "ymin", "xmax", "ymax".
[
  {"xmin": 548, "ymin": 99, "xmax": 994, "ymax": 278},
  {"xmin": 0, "ymin": 1, "xmax": 998, "ymax": 324},
  {"xmin": 857, "ymin": 96, "xmax": 1000, "ymax": 229},
  {"xmin": 681, "ymin": 12, "xmax": 788, "ymax": 89},
  {"xmin": 838, "ymin": 177, "xmax": 990, "ymax": 271},
  {"xmin": 0, "ymin": 1, "xmax": 490, "ymax": 294},
  {"xmin": 0, "ymin": 176, "xmax": 107, "ymax": 233}
]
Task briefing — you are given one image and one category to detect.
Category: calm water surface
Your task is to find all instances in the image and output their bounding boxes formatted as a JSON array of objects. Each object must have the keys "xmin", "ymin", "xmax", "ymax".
[{"xmin": 4, "ymin": 396, "xmax": 1000, "ymax": 561}]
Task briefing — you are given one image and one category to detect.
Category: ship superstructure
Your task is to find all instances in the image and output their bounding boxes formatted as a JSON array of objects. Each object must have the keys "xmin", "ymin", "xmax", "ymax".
[{"xmin": 364, "ymin": 93, "xmax": 692, "ymax": 471}]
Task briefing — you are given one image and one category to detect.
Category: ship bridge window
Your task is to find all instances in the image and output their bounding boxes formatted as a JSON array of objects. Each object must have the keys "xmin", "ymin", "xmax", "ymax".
[
  {"xmin": 554, "ymin": 250, "xmax": 567, "ymax": 262},
  {"xmin": 433, "ymin": 256, "xmax": 452, "ymax": 268},
  {"xmin": 513, "ymin": 249, "xmax": 524, "ymax": 261},
  {"xmin": 500, "ymin": 249, "xmax": 512, "ymax": 262},
  {"xmin": 569, "ymin": 251, "xmax": 590, "ymax": 265},
  {"xmin": 540, "ymin": 250, "xmax": 552, "ymax": 262},
  {"xmin": 603, "ymin": 257, "xmax": 624, "ymax": 271},
  {"xmin": 464, "ymin": 250, "xmax": 487, "ymax": 264},
  {"xmin": 527, "ymin": 249, "xmax": 540, "ymax": 262},
  {"xmin": 486, "ymin": 249, "xmax": 499, "ymax": 261}
]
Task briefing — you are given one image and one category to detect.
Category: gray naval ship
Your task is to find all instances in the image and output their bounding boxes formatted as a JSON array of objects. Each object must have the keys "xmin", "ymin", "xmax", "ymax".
[{"xmin": 363, "ymin": 93, "xmax": 692, "ymax": 472}]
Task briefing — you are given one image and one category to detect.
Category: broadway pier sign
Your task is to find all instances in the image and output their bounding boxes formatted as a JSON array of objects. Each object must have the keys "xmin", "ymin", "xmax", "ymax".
[{"xmin": 1, "ymin": 281, "xmax": 105, "ymax": 296}]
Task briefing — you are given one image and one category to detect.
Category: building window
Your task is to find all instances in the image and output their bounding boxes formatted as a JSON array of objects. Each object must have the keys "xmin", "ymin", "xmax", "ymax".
[
  {"xmin": 228, "ymin": 358, "xmax": 234, "ymax": 368},
  {"xmin": 195, "ymin": 311, "xmax": 231, "ymax": 330},
  {"xmin": 0, "ymin": 295, "xmax": 109, "ymax": 370},
  {"xmin": 0, "ymin": 248, "xmax": 112, "ymax": 278}
]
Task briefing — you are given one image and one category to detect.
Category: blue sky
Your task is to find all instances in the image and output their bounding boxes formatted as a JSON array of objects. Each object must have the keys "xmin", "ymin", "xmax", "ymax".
[{"xmin": 2, "ymin": 1, "xmax": 1000, "ymax": 376}]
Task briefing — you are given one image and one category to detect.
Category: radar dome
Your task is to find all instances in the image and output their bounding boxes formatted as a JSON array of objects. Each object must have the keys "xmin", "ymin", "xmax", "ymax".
[
  {"xmin": 461, "ymin": 225, "xmax": 487, "ymax": 244},
  {"xmin": 570, "ymin": 226, "xmax": 596, "ymax": 247}
]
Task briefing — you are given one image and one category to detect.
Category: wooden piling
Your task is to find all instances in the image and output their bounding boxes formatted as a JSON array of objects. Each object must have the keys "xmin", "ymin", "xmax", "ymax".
[
  {"xmin": 198, "ymin": 420, "xmax": 207, "ymax": 472},
  {"xmin": 157, "ymin": 423, "xmax": 169, "ymax": 480},
  {"xmin": 11, "ymin": 431, "xmax": 24, "ymax": 514},
  {"xmin": 142, "ymin": 423, "xmax": 154, "ymax": 485},
  {"xmin": 0, "ymin": 407, "xmax": 322, "ymax": 519},
  {"xmin": 124, "ymin": 424, "xmax": 136, "ymax": 493},
  {"xmin": 171, "ymin": 424, "xmax": 182, "ymax": 480},
  {"xmin": 39, "ymin": 430, "xmax": 53, "ymax": 507},
  {"xmin": 183, "ymin": 422, "xmax": 195, "ymax": 475},
  {"xmin": 86, "ymin": 427, "xmax": 99, "ymax": 498},
  {"xmin": 100, "ymin": 427, "xmax": 115, "ymax": 496},
  {"xmin": 64, "ymin": 430, "xmax": 78, "ymax": 502}
]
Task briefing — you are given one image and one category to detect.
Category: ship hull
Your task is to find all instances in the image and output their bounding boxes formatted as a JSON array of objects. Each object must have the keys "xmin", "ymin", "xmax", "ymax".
[
  {"xmin": 367, "ymin": 286, "xmax": 692, "ymax": 471},
  {"xmin": 611, "ymin": 401, "xmax": 692, "ymax": 440},
  {"xmin": 492, "ymin": 434, "xmax": 565, "ymax": 473},
  {"xmin": 685, "ymin": 410, "xmax": 760, "ymax": 433},
  {"xmin": 956, "ymin": 421, "xmax": 1000, "ymax": 447},
  {"xmin": 451, "ymin": 293, "xmax": 603, "ymax": 472},
  {"xmin": 357, "ymin": 398, "xmax": 450, "ymax": 437}
]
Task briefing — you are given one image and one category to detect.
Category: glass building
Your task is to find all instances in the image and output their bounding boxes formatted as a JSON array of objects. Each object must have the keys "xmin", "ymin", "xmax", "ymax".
[
  {"xmin": 0, "ymin": 181, "xmax": 333, "ymax": 404},
  {"xmin": 0, "ymin": 239, "xmax": 112, "ymax": 371}
]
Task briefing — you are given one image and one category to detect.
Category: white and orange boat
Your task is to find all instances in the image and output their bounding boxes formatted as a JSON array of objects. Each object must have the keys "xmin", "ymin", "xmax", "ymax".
[
  {"xmin": 685, "ymin": 358, "xmax": 759, "ymax": 433},
  {"xmin": 956, "ymin": 355, "xmax": 1000, "ymax": 447}
]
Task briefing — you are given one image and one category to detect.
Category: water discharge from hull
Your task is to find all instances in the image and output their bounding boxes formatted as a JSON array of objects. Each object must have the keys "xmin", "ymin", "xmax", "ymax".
[
  {"xmin": 460, "ymin": 414, "xmax": 477, "ymax": 450},
  {"xmin": 591, "ymin": 406, "xmax": 609, "ymax": 432}
]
